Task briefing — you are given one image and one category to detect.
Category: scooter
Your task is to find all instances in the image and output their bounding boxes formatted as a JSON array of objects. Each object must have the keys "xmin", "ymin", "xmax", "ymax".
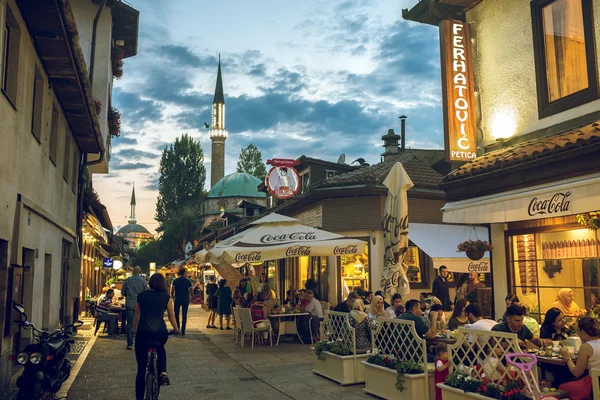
[{"xmin": 11, "ymin": 302, "xmax": 83, "ymax": 400}]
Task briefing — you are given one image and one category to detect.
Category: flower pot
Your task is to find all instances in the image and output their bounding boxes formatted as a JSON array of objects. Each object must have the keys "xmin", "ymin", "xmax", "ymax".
[
  {"xmin": 438, "ymin": 384, "xmax": 494, "ymax": 400},
  {"xmin": 466, "ymin": 248, "xmax": 485, "ymax": 261},
  {"xmin": 362, "ymin": 361, "xmax": 432, "ymax": 400},
  {"xmin": 313, "ymin": 351, "xmax": 369, "ymax": 385}
]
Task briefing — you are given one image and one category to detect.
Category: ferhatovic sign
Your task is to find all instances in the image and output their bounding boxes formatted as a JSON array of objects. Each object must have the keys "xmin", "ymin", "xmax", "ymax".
[{"xmin": 440, "ymin": 20, "xmax": 477, "ymax": 162}]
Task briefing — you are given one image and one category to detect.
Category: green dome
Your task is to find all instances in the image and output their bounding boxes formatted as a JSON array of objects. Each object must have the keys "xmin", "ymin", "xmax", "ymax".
[
  {"xmin": 116, "ymin": 223, "xmax": 151, "ymax": 235},
  {"xmin": 208, "ymin": 173, "xmax": 266, "ymax": 198}
]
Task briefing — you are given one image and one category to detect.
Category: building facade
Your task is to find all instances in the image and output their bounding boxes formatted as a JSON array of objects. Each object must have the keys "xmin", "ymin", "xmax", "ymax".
[
  {"xmin": 0, "ymin": 0, "xmax": 138, "ymax": 389},
  {"xmin": 405, "ymin": 0, "xmax": 600, "ymax": 320}
]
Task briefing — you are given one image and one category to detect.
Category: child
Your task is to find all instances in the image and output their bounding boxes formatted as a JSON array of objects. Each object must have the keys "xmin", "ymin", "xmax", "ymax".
[{"xmin": 434, "ymin": 343, "xmax": 450, "ymax": 400}]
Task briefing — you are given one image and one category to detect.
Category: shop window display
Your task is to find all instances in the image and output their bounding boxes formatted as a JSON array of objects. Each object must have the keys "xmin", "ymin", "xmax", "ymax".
[
  {"xmin": 340, "ymin": 248, "xmax": 369, "ymax": 300},
  {"xmin": 509, "ymin": 228, "xmax": 600, "ymax": 323}
]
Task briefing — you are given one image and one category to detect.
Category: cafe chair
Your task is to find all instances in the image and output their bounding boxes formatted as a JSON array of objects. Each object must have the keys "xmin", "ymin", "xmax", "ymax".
[
  {"xmin": 232, "ymin": 307, "xmax": 243, "ymax": 344},
  {"xmin": 238, "ymin": 308, "xmax": 272, "ymax": 349}
]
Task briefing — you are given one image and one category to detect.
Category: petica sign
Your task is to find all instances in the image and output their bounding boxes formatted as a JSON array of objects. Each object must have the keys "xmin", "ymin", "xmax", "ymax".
[{"xmin": 440, "ymin": 20, "xmax": 477, "ymax": 162}]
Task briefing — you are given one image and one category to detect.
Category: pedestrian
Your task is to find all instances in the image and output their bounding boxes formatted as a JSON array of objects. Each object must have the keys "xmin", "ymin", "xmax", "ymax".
[
  {"xmin": 466, "ymin": 271, "xmax": 486, "ymax": 293},
  {"xmin": 121, "ymin": 266, "xmax": 148, "ymax": 349},
  {"xmin": 216, "ymin": 279, "xmax": 233, "ymax": 330},
  {"xmin": 434, "ymin": 344, "xmax": 450, "ymax": 400},
  {"xmin": 432, "ymin": 266, "xmax": 452, "ymax": 311},
  {"xmin": 170, "ymin": 268, "xmax": 193, "ymax": 335}
]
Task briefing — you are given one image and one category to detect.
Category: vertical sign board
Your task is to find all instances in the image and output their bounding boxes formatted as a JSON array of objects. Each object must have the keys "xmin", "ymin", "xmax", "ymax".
[{"xmin": 440, "ymin": 20, "xmax": 478, "ymax": 162}]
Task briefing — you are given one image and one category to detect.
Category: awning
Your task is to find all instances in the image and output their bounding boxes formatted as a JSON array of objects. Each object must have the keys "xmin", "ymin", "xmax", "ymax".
[
  {"xmin": 442, "ymin": 173, "xmax": 600, "ymax": 224},
  {"xmin": 409, "ymin": 223, "xmax": 490, "ymax": 273}
]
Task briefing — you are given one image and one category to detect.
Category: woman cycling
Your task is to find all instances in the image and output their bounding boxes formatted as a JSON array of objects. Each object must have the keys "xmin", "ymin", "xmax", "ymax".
[{"xmin": 132, "ymin": 273, "xmax": 178, "ymax": 400}]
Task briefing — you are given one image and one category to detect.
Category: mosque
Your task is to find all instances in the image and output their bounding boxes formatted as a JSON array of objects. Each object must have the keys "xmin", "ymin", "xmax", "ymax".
[{"xmin": 115, "ymin": 186, "xmax": 154, "ymax": 253}]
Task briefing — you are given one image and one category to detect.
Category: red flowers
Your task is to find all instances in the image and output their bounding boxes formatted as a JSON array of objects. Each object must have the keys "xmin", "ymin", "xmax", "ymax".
[
  {"xmin": 108, "ymin": 107, "xmax": 121, "ymax": 138},
  {"xmin": 112, "ymin": 46, "xmax": 124, "ymax": 79}
]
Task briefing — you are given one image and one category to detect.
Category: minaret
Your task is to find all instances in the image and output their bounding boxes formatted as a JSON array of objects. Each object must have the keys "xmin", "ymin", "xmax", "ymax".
[
  {"xmin": 210, "ymin": 54, "xmax": 228, "ymax": 188},
  {"xmin": 128, "ymin": 185, "xmax": 137, "ymax": 224}
]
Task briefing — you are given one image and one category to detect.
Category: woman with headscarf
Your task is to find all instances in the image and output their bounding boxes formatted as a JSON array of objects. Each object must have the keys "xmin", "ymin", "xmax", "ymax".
[
  {"xmin": 553, "ymin": 288, "xmax": 584, "ymax": 318},
  {"xmin": 348, "ymin": 299, "xmax": 377, "ymax": 349},
  {"xmin": 366, "ymin": 295, "xmax": 386, "ymax": 318}
]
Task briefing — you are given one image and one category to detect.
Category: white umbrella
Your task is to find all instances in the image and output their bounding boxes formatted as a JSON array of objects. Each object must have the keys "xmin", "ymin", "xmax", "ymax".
[
  {"xmin": 381, "ymin": 162, "xmax": 414, "ymax": 297},
  {"xmin": 195, "ymin": 213, "xmax": 366, "ymax": 265}
]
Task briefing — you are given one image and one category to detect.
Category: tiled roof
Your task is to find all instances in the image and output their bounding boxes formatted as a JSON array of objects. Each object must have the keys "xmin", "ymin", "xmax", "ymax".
[
  {"xmin": 314, "ymin": 151, "xmax": 443, "ymax": 190},
  {"xmin": 445, "ymin": 120, "xmax": 600, "ymax": 182}
]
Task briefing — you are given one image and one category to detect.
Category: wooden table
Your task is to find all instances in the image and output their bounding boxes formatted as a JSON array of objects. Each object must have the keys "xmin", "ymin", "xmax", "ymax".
[
  {"xmin": 427, "ymin": 336, "xmax": 458, "ymax": 346},
  {"xmin": 537, "ymin": 355, "xmax": 571, "ymax": 367},
  {"xmin": 268, "ymin": 313, "xmax": 309, "ymax": 345}
]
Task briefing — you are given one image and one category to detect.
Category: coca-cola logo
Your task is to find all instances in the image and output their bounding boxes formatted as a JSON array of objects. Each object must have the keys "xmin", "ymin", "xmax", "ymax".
[
  {"xmin": 528, "ymin": 191, "xmax": 572, "ymax": 216},
  {"xmin": 234, "ymin": 251, "xmax": 262, "ymax": 263},
  {"xmin": 467, "ymin": 261, "xmax": 489, "ymax": 272},
  {"xmin": 260, "ymin": 232, "xmax": 317, "ymax": 244},
  {"xmin": 333, "ymin": 245, "xmax": 359, "ymax": 255},
  {"xmin": 285, "ymin": 246, "xmax": 312, "ymax": 257},
  {"xmin": 382, "ymin": 214, "xmax": 409, "ymax": 248}
]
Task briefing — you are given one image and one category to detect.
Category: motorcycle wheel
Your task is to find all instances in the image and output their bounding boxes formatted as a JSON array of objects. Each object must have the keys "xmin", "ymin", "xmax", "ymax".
[{"xmin": 17, "ymin": 381, "xmax": 44, "ymax": 400}]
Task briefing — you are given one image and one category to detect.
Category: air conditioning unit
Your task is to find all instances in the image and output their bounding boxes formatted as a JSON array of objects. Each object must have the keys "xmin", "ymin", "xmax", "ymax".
[{"xmin": 326, "ymin": 171, "xmax": 336, "ymax": 179}]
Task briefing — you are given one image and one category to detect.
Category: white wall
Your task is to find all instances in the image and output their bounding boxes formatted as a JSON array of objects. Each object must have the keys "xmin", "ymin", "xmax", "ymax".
[{"xmin": 468, "ymin": 0, "xmax": 600, "ymax": 144}]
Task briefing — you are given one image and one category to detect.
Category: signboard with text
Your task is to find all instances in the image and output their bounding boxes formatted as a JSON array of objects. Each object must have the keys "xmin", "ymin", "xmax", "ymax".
[
  {"xmin": 440, "ymin": 20, "xmax": 478, "ymax": 162},
  {"xmin": 265, "ymin": 159, "xmax": 301, "ymax": 200}
]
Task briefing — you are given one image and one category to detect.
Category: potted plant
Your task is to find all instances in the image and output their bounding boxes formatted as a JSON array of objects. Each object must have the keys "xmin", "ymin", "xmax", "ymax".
[
  {"xmin": 457, "ymin": 240, "xmax": 493, "ymax": 260},
  {"xmin": 577, "ymin": 211, "xmax": 600, "ymax": 231},
  {"xmin": 362, "ymin": 353, "xmax": 428, "ymax": 399},
  {"xmin": 313, "ymin": 339, "xmax": 368, "ymax": 385},
  {"xmin": 108, "ymin": 107, "xmax": 121, "ymax": 138},
  {"xmin": 439, "ymin": 370, "xmax": 529, "ymax": 400},
  {"xmin": 112, "ymin": 45, "xmax": 124, "ymax": 79}
]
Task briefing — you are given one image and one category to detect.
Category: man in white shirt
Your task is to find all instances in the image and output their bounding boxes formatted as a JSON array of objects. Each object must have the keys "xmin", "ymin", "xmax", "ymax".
[
  {"xmin": 299, "ymin": 290, "xmax": 322, "ymax": 342},
  {"xmin": 464, "ymin": 303, "xmax": 497, "ymax": 345},
  {"xmin": 304, "ymin": 290, "xmax": 323, "ymax": 317}
]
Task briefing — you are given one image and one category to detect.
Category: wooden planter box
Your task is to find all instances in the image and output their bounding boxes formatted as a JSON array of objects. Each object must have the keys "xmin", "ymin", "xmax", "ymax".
[
  {"xmin": 439, "ymin": 384, "xmax": 494, "ymax": 400},
  {"xmin": 313, "ymin": 352, "xmax": 369, "ymax": 385},
  {"xmin": 362, "ymin": 361, "xmax": 430, "ymax": 400}
]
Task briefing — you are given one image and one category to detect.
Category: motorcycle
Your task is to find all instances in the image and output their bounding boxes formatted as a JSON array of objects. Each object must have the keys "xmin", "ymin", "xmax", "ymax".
[{"xmin": 11, "ymin": 302, "xmax": 83, "ymax": 400}]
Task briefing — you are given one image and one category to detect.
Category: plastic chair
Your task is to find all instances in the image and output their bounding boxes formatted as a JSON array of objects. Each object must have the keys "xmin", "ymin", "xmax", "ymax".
[
  {"xmin": 232, "ymin": 308, "xmax": 243, "ymax": 344},
  {"xmin": 237, "ymin": 308, "xmax": 272, "ymax": 349}
]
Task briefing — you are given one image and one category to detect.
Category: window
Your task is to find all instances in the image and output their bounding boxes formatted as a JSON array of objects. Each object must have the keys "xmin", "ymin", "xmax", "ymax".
[
  {"xmin": 49, "ymin": 106, "xmax": 59, "ymax": 164},
  {"xmin": 532, "ymin": 0, "xmax": 598, "ymax": 118},
  {"xmin": 339, "ymin": 244, "xmax": 369, "ymax": 301},
  {"xmin": 31, "ymin": 66, "xmax": 44, "ymax": 142},
  {"xmin": 63, "ymin": 132, "xmax": 70, "ymax": 183},
  {"xmin": 1, "ymin": 6, "xmax": 20, "ymax": 107}
]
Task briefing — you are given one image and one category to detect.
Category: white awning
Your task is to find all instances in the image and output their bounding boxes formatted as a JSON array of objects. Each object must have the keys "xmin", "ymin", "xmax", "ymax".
[
  {"xmin": 409, "ymin": 223, "xmax": 490, "ymax": 273},
  {"xmin": 442, "ymin": 173, "xmax": 600, "ymax": 224}
]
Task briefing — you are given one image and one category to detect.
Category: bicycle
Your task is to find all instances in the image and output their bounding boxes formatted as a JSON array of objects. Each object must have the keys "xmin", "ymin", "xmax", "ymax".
[{"xmin": 144, "ymin": 341, "xmax": 161, "ymax": 400}]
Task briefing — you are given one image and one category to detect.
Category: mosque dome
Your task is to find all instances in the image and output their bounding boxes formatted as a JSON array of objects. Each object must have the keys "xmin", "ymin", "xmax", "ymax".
[
  {"xmin": 116, "ymin": 223, "xmax": 151, "ymax": 235},
  {"xmin": 208, "ymin": 172, "xmax": 266, "ymax": 198}
]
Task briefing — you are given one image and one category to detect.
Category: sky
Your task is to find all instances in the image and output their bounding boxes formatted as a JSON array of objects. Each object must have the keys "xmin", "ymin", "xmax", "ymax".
[{"xmin": 93, "ymin": 0, "xmax": 443, "ymax": 233}]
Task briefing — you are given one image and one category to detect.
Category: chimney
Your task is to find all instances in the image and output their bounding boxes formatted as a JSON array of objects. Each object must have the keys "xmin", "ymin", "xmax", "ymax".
[
  {"xmin": 400, "ymin": 115, "xmax": 407, "ymax": 151},
  {"xmin": 381, "ymin": 128, "xmax": 401, "ymax": 162}
]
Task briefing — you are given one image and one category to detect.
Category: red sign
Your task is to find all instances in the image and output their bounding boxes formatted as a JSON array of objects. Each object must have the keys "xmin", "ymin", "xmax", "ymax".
[
  {"xmin": 440, "ymin": 20, "xmax": 478, "ymax": 162},
  {"xmin": 265, "ymin": 166, "xmax": 300, "ymax": 199},
  {"xmin": 266, "ymin": 158, "xmax": 300, "ymax": 167}
]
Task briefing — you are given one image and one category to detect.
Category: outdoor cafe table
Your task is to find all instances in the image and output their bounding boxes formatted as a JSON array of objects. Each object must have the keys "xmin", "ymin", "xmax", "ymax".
[
  {"xmin": 268, "ymin": 312, "xmax": 309, "ymax": 345},
  {"xmin": 427, "ymin": 336, "xmax": 458, "ymax": 346}
]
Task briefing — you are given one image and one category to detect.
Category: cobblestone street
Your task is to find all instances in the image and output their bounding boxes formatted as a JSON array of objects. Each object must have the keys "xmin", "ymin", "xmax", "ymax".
[{"xmin": 66, "ymin": 305, "xmax": 371, "ymax": 399}]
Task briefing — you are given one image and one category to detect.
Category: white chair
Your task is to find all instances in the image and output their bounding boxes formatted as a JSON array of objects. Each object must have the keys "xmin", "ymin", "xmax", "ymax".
[
  {"xmin": 232, "ymin": 307, "xmax": 243, "ymax": 344},
  {"xmin": 238, "ymin": 308, "xmax": 272, "ymax": 349}
]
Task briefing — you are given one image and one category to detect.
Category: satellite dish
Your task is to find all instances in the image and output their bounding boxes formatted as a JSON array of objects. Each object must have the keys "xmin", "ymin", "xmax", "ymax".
[{"xmin": 337, "ymin": 154, "xmax": 346, "ymax": 164}]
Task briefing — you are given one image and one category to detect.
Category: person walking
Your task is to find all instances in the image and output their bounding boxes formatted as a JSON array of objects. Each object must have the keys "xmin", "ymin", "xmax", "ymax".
[
  {"xmin": 121, "ymin": 266, "xmax": 148, "ymax": 350},
  {"xmin": 432, "ymin": 265, "xmax": 452, "ymax": 311},
  {"xmin": 216, "ymin": 279, "xmax": 233, "ymax": 330},
  {"xmin": 171, "ymin": 268, "xmax": 193, "ymax": 335},
  {"xmin": 206, "ymin": 275, "xmax": 218, "ymax": 328}
]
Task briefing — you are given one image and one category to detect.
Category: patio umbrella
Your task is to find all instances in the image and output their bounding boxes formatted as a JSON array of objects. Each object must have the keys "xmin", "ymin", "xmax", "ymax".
[
  {"xmin": 381, "ymin": 162, "xmax": 414, "ymax": 298},
  {"xmin": 195, "ymin": 213, "xmax": 366, "ymax": 265}
]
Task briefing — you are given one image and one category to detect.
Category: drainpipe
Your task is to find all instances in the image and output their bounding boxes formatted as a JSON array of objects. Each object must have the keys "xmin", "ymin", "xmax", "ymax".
[{"xmin": 88, "ymin": 0, "xmax": 107, "ymax": 87}]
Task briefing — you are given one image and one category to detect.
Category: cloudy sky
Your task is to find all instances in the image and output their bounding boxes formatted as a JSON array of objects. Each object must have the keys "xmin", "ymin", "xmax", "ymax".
[{"xmin": 93, "ymin": 0, "xmax": 443, "ymax": 233}]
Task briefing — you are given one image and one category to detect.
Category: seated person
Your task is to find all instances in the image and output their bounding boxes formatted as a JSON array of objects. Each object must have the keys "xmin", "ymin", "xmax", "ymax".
[
  {"xmin": 284, "ymin": 288, "xmax": 298, "ymax": 306},
  {"xmin": 297, "ymin": 290, "xmax": 323, "ymax": 342},
  {"xmin": 348, "ymin": 299, "xmax": 377, "ymax": 350},
  {"xmin": 399, "ymin": 300, "xmax": 440, "ymax": 362},
  {"xmin": 96, "ymin": 289, "xmax": 119, "ymax": 336},
  {"xmin": 384, "ymin": 293, "xmax": 405, "ymax": 318},
  {"xmin": 540, "ymin": 307, "xmax": 569, "ymax": 341},
  {"xmin": 553, "ymin": 288, "xmax": 585, "ymax": 325},
  {"xmin": 232, "ymin": 289, "xmax": 244, "ymax": 308},
  {"xmin": 334, "ymin": 292, "xmax": 359, "ymax": 313},
  {"xmin": 366, "ymin": 295, "xmax": 386, "ymax": 319},
  {"xmin": 249, "ymin": 292, "xmax": 270, "ymax": 342},
  {"xmin": 558, "ymin": 317, "xmax": 600, "ymax": 400},
  {"xmin": 522, "ymin": 306, "xmax": 540, "ymax": 337},
  {"xmin": 464, "ymin": 303, "xmax": 496, "ymax": 344},
  {"xmin": 491, "ymin": 304, "xmax": 551, "ymax": 348},
  {"xmin": 363, "ymin": 291, "xmax": 374, "ymax": 305},
  {"xmin": 374, "ymin": 291, "xmax": 390, "ymax": 308},
  {"xmin": 448, "ymin": 299, "xmax": 469, "ymax": 330},
  {"xmin": 110, "ymin": 284, "xmax": 122, "ymax": 301}
]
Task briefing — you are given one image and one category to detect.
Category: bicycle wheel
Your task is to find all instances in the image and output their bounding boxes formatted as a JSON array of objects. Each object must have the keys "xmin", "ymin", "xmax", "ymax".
[
  {"xmin": 153, "ymin": 354, "xmax": 160, "ymax": 399},
  {"xmin": 145, "ymin": 371, "xmax": 154, "ymax": 400}
]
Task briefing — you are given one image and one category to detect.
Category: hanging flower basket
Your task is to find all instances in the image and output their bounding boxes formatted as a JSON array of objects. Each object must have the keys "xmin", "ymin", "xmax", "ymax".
[
  {"xmin": 108, "ymin": 107, "xmax": 121, "ymax": 138},
  {"xmin": 93, "ymin": 97, "xmax": 102, "ymax": 116},
  {"xmin": 112, "ymin": 46, "xmax": 124, "ymax": 79},
  {"xmin": 458, "ymin": 240, "xmax": 493, "ymax": 260},
  {"xmin": 577, "ymin": 212, "xmax": 600, "ymax": 231}
]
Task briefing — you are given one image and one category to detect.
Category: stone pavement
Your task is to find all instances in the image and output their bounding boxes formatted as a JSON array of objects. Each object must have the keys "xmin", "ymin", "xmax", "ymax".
[{"xmin": 67, "ymin": 305, "xmax": 372, "ymax": 399}]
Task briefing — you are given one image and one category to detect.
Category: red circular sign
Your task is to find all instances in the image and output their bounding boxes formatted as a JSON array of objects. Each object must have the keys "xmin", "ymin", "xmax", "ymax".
[{"xmin": 265, "ymin": 166, "xmax": 300, "ymax": 199}]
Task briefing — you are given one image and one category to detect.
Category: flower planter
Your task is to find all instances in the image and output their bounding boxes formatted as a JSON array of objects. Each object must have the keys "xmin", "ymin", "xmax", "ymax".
[
  {"xmin": 313, "ymin": 351, "xmax": 369, "ymax": 385},
  {"xmin": 466, "ymin": 248, "xmax": 485, "ymax": 261},
  {"xmin": 362, "ymin": 361, "xmax": 431, "ymax": 400},
  {"xmin": 439, "ymin": 384, "xmax": 494, "ymax": 400}
]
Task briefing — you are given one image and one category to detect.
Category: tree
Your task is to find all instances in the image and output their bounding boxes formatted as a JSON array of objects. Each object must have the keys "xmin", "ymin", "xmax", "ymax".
[
  {"xmin": 155, "ymin": 134, "xmax": 207, "ymax": 257},
  {"xmin": 236, "ymin": 144, "xmax": 267, "ymax": 181}
]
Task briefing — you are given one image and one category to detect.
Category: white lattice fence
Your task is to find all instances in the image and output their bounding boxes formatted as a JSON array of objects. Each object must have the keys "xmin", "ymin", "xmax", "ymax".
[
  {"xmin": 321, "ymin": 311, "xmax": 357, "ymax": 353},
  {"xmin": 373, "ymin": 319, "xmax": 427, "ymax": 365},
  {"xmin": 450, "ymin": 328, "xmax": 539, "ymax": 390}
]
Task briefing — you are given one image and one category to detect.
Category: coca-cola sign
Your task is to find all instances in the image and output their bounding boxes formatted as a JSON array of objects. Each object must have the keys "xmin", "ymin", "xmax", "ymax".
[
  {"xmin": 234, "ymin": 251, "xmax": 262, "ymax": 263},
  {"xmin": 467, "ymin": 261, "xmax": 490, "ymax": 273},
  {"xmin": 333, "ymin": 245, "xmax": 359, "ymax": 255},
  {"xmin": 260, "ymin": 232, "xmax": 317, "ymax": 244},
  {"xmin": 528, "ymin": 191, "xmax": 572, "ymax": 217},
  {"xmin": 285, "ymin": 246, "xmax": 312, "ymax": 257}
]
